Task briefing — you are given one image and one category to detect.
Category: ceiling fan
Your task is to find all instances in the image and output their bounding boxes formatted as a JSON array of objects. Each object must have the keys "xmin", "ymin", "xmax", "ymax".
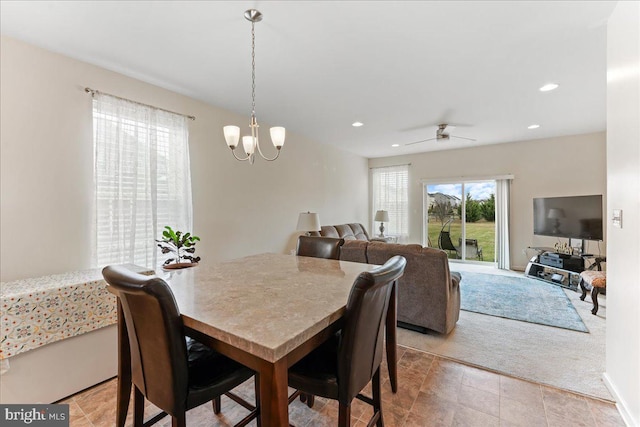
[{"xmin": 405, "ymin": 124, "xmax": 476, "ymax": 145}]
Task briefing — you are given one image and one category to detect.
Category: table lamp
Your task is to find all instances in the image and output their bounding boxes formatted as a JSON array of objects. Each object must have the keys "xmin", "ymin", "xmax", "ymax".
[
  {"xmin": 297, "ymin": 212, "xmax": 321, "ymax": 236},
  {"xmin": 375, "ymin": 210, "xmax": 390, "ymax": 238}
]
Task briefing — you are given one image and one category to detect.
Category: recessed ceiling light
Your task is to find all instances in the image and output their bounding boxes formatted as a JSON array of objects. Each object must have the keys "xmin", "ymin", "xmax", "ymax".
[
  {"xmin": 528, "ymin": 124, "xmax": 540, "ymax": 129},
  {"xmin": 539, "ymin": 83, "xmax": 559, "ymax": 92},
  {"xmin": 352, "ymin": 121, "xmax": 364, "ymax": 127},
  {"xmin": 391, "ymin": 144, "xmax": 400, "ymax": 147}
]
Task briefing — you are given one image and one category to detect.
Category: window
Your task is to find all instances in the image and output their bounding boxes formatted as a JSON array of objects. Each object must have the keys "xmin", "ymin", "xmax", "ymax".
[
  {"xmin": 371, "ymin": 165, "xmax": 409, "ymax": 239},
  {"xmin": 424, "ymin": 181, "xmax": 496, "ymax": 263},
  {"xmin": 93, "ymin": 93, "xmax": 193, "ymax": 269},
  {"xmin": 422, "ymin": 175, "xmax": 512, "ymax": 268}
]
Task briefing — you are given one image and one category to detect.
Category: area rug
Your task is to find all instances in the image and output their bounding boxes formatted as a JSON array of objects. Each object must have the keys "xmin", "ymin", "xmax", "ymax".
[{"xmin": 459, "ymin": 272, "xmax": 588, "ymax": 332}]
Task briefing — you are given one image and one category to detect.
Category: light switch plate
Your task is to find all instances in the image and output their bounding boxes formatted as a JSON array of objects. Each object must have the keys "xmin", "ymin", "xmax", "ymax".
[{"xmin": 612, "ymin": 209, "xmax": 622, "ymax": 228}]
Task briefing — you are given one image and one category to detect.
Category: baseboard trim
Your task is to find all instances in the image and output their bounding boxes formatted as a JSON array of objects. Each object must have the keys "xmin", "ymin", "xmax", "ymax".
[{"xmin": 602, "ymin": 372, "xmax": 638, "ymax": 427}]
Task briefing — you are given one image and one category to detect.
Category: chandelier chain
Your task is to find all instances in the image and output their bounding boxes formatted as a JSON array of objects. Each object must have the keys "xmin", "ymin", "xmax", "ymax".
[{"xmin": 251, "ymin": 21, "xmax": 256, "ymax": 117}]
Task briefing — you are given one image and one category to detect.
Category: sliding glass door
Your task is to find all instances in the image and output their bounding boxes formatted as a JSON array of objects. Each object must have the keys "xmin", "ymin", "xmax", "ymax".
[{"xmin": 424, "ymin": 180, "xmax": 496, "ymax": 263}]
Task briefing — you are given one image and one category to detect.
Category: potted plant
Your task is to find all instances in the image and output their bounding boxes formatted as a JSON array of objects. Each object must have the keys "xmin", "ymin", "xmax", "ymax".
[{"xmin": 157, "ymin": 226, "xmax": 201, "ymax": 268}]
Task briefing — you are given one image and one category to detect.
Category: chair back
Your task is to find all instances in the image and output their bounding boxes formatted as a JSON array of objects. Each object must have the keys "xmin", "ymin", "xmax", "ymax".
[
  {"xmin": 337, "ymin": 255, "xmax": 406, "ymax": 404},
  {"xmin": 102, "ymin": 265, "xmax": 189, "ymax": 416},
  {"xmin": 438, "ymin": 230, "xmax": 458, "ymax": 252},
  {"xmin": 296, "ymin": 236, "xmax": 344, "ymax": 260},
  {"xmin": 458, "ymin": 237, "xmax": 482, "ymax": 260}
]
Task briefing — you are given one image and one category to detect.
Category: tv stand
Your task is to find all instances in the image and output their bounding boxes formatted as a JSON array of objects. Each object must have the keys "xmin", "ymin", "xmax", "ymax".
[{"xmin": 524, "ymin": 251, "xmax": 584, "ymax": 290}]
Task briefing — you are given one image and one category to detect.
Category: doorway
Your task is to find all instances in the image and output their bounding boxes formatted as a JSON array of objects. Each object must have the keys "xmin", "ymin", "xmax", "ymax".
[{"xmin": 424, "ymin": 180, "xmax": 496, "ymax": 263}]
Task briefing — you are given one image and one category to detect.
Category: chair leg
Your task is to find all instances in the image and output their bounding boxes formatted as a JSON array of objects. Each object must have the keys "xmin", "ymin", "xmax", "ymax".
[
  {"xmin": 372, "ymin": 369, "xmax": 384, "ymax": 427},
  {"xmin": 305, "ymin": 394, "xmax": 315, "ymax": 408},
  {"xmin": 212, "ymin": 396, "xmax": 221, "ymax": 414},
  {"xmin": 591, "ymin": 287, "xmax": 600, "ymax": 315},
  {"xmin": 338, "ymin": 402, "xmax": 351, "ymax": 427},
  {"xmin": 297, "ymin": 392, "xmax": 315, "ymax": 407},
  {"xmin": 133, "ymin": 386, "xmax": 144, "ymax": 427},
  {"xmin": 580, "ymin": 279, "xmax": 588, "ymax": 301},
  {"xmin": 172, "ymin": 413, "xmax": 186, "ymax": 427}
]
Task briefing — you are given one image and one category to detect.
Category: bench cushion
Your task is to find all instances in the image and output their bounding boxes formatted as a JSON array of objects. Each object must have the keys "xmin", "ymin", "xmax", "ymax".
[{"xmin": 580, "ymin": 270, "xmax": 606, "ymax": 288}]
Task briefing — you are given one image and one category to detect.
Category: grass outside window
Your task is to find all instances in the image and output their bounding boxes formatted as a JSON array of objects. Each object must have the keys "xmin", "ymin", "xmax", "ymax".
[{"xmin": 427, "ymin": 218, "xmax": 496, "ymax": 262}]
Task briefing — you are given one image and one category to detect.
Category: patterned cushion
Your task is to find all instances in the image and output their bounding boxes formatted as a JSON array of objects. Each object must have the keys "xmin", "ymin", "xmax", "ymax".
[{"xmin": 580, "ymin": 270, "xmax": 606, "ymax": 288}]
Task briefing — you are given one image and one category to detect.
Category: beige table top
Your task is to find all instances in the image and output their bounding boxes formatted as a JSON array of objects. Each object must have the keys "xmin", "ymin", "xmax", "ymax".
[{"xmin": 162, "ymin": 253, "xmax": 377, "ymax": 363}]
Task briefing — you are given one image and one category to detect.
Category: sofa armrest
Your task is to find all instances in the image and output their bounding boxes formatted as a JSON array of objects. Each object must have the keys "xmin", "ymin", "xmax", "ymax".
[{"xmin": 450, "ymin": 271, "xmax": 461, "ymax": 290}]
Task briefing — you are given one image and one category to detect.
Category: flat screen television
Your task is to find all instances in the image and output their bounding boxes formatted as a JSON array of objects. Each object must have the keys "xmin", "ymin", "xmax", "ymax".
[{"xmin": 533, "ymin": 195, "xmax": 603, "ymax": 241}]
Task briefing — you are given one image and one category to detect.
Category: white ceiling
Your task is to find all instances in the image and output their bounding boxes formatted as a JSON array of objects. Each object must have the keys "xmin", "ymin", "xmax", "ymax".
[{"xmin": 0, "ymin": 1, "xmax": 615, "ymax": 158}]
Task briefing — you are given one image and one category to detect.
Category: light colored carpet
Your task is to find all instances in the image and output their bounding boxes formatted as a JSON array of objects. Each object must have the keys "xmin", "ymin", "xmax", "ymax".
[{"xmin": 397, "ymin": 263, "xmax": 611, "ymax": 401}]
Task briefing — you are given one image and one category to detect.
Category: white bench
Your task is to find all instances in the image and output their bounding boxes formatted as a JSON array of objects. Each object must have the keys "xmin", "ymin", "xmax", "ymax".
[{"xmin": 1, "ymin": 265, "xmax": 152, "ymax": 403}]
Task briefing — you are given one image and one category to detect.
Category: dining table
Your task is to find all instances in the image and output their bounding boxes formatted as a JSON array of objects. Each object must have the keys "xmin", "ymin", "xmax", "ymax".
[{"xmin": 113, "ymin": 253, "xmax": 399, "ymax": 427}]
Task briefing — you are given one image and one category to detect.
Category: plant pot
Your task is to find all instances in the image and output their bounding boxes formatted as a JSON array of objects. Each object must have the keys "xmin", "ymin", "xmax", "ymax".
[{"xmin": 162, "ymin": 262, "xmax": 198, "ymax": 270}]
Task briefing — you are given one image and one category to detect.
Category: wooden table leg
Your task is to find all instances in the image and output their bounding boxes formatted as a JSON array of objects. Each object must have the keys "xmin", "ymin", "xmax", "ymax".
[
  {"xmin": 385, "ymin": 280, "xmax": 398, "ymax": 393},
  {"xmin": 257, "ymin": 358, "xmax": 289, "ymax": 427},
  {"xmin": 116, "ymin": 300, "xmax": 131, "ymax": 427}
]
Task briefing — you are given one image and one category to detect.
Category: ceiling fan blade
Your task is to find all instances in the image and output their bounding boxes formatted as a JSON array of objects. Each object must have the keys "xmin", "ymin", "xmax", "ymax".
[
  {"xmin": 451, "ymin": 135, "xmax": 476, "ymax": 141},
  {"xmin": 405, "ymin": 137, "xmax": 437, "ymax": 146}
]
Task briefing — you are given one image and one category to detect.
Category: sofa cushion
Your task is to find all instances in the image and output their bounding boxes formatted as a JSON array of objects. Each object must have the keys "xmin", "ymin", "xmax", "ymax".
[
  {"xmin": 339, "ymin": 240, "xmax": 369, "ymax": 263},
  {"xmin": 320, "ymin": 224, "xmax": 369, "ymax": 241}
]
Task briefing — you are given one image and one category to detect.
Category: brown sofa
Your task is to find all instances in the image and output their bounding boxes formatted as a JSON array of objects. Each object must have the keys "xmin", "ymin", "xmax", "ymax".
[
  {"xmin": 313, "ymin": 223, "xmax": 460, "ymax": 334},
  {"xmin": 311, "ymin": 223, "xmax": 370, "ymax": 241}
]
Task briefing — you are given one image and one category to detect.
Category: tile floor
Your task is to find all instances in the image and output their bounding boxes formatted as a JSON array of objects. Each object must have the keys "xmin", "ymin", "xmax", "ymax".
[{"xmin": 60, "ymin": 346, "xmax": 625, "ymax": 426}]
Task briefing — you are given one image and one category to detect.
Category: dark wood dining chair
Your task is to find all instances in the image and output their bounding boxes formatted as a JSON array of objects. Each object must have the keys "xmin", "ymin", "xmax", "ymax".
[
  {"xmin": 296, "ymin": 235, "xmax": 344, "ymax": 260},
  {"xmin": 287, "ymin": 255, "xmax": 407, "ymax": 427},
  {"xmin": 102, "ymin": 265, "xmax": 259, "ymax": 427},
  {"xmin": 295, "ymin": 235, "xmax": 345, "ymax": 405}
]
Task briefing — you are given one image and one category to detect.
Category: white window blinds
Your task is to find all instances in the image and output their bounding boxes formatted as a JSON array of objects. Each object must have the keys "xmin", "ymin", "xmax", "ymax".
[
  {"xmin": 371, "ymin": 165, "xmax": 409, "ymax": 239},
  {"xmin": 93, "ymin": 93, "xmax": 193, "ymax": 269}
]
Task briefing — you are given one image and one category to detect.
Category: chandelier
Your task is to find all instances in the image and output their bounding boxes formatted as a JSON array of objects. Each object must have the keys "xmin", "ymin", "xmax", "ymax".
[{"xmin": 223, "ymin": 9, "xmax": 285, "ymax": 164}]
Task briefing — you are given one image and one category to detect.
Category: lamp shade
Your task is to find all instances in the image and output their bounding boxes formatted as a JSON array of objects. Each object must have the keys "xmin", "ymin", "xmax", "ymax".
[
  {"xmin": 242, "ymin": 136, "xmax": 256, "ymax": 155},
  {"xmin": 223, "ymin": 125, "xmax": 240, "ymax": 148},
  {"xmin": 547, "ymin": 208, "xmax": 565, "ymax": 219},
  {"xmin": 375, "ymin": 210, "xmax": 390, "ymax": 222},
  {"xmin": 270, "ymin": 127, "xmax": 286, "ymax": 148},
  {"xmin": 297, "ymin": 212, "xmax": 321, "ymax": 232}
]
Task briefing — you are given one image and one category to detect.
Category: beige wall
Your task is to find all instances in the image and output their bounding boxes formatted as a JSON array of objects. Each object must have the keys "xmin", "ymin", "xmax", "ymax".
[
  {"xmin": 368, "ymin": 132, "xmax": 607, "ymax": 270},
  {"xmin": 605, "ymin": 2, "xmax": 640, "ymax": 425},
  {"xmin": 0, "ymin": 36, "xmax": 369, "ymax": 281}
]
